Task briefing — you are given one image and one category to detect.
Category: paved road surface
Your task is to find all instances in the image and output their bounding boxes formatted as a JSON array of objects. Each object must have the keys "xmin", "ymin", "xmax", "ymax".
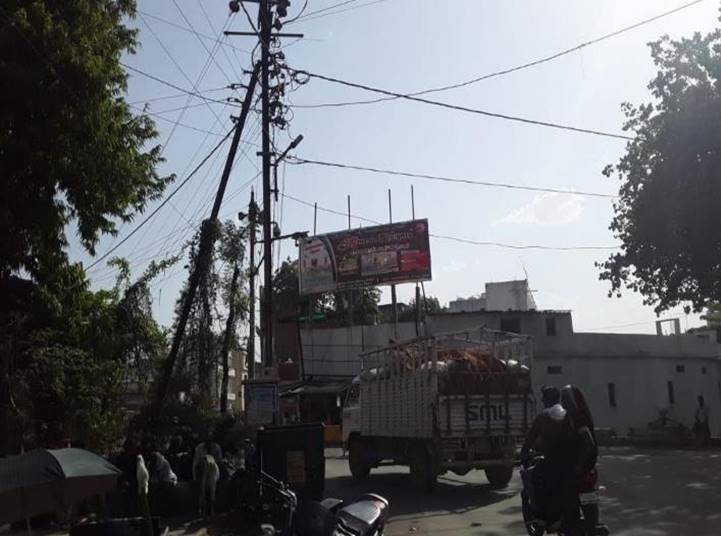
[{"xmin": 324, "ymin": 447, "xmax": 721, "ymax": 536}]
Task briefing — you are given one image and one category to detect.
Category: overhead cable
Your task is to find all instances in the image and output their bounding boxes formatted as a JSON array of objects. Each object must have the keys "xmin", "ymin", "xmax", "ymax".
[
  {"xmin": 291, "ymin": 0, "xmax": 707, "ymax": 108},
  {"xmin": 86, "ymin": 128, "xmax": 234, "ymax": 270},
  {"xmin": 289, "ymin": 157, "xmax": 616, "ymax": 198},
  {"xmin": 290, "ymin": 69, "xmax": 633, "ymax": 140},
  {"xmin": 123, "ymin": 63, "xmax": 241, "ymax": 107},
  {"xmin": 281, "ymin": 193, "xmax": 618, "ymax": 251},
  {"xmin": 290, "ymin": 0, "xmax": 387, "ymax": 23}
]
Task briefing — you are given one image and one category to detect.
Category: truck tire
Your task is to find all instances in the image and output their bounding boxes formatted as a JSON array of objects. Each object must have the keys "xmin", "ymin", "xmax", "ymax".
[
  {"xmin": 409, "ymin": 443, "xmax": 436, "ymax": 492},
  {"xmin": 485, "ymin": 465, "xmax": 514, "ymax": 488},
  {"xmin": 348, "ymin": 437, "xmax": 370, "ymax": 480}
]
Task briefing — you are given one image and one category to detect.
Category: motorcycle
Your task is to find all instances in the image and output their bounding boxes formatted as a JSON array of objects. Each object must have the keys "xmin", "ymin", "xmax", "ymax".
[
  {"xmin": 520, "ymin": 454, "xmax": 609, "ymax": 536},
  {"xmin": 230, "ymin": 467, "xmax": 389, "ymax": 536}
]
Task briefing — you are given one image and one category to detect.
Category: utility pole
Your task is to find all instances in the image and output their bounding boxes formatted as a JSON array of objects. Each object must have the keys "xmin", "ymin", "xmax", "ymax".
[
  {"xmin": 152, "ymin": 64, "xmax": 260, "ymax": 412},
  {"xmin": 260, "ymin": 0, "xmax": 275, "ymax": 369},
  {"xmin": 246, "ymin": 190, "xmax": 258, "ymax": 379},
  {"xmin": 226, "ymin": 0, "xmax": 303, "ymax": 372}
]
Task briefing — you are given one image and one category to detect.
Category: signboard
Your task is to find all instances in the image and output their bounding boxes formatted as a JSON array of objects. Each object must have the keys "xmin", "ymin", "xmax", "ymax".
[
  {"xmin": 299, "ymin": 219, "xmax": 431, "ymax": 294},
  {"xmin": 245, "ymin": 382, "xmax": 278, "ymax": 425}
]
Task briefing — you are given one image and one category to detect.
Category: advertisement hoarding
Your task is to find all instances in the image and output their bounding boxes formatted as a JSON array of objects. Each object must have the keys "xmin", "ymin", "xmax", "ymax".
[{"xmin": 299, "ymin": 219, "xmax": 431, "ymax": 295}]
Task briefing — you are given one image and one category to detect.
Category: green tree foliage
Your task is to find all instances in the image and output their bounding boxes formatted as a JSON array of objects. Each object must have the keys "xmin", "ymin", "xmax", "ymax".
[
  {"xmin": 171, "ymin": 221, "xmax": 221, "ymax": 408},
  {"xmin": 217, "ymin": 220, "xmax": 248, "ymax": 413},
  {"xmin": 165, "ymin": 220, "xmax": 250, "ymax": 411},
  {"xmin": 273, "ymin": 259, "xmax": 381, "ymax": 325},
  {"xmin": 4, "ymin": 260, "xmax": 173, "ymax": 454},
  {"xmin": 599, "ymin": 27, "xmax": 721, "ymax": 313},
  {"xmin": 0, "ymin": 1, "xmax": 173, "ymax": 453},
  {"xmin": 273, "ymin": 259, "xmax": 333, "ymax": 319},
  {"xmin": 398, "ymin": 294, "xmax": 445, "ymax": 321},
  {"xmin": 0, "ymin": 1, "xmax": 171, "ymax": 279}
]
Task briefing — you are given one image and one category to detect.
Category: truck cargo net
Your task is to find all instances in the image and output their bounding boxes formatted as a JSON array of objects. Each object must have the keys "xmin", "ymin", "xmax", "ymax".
[{"xmin": 360, "ymin": 328, "xmax": 532, "ymax": 396}]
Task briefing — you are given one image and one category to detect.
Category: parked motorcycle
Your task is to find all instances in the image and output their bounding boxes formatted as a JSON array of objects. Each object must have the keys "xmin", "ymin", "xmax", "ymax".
[
  {"xmin": 520, "ymin": 454, "xmax": 609, "ymax": 536},
  {"xmin": 230, "ymin": 467, "xmax": 389, "ymax": 536}
]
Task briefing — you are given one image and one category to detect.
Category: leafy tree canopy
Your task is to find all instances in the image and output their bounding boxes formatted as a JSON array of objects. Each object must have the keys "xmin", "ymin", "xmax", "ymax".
[
  {"xmin": 599, "ymin": 27, "xmax": 721, "ymax": 313},
  {"xmin": 0, "ymin": 0, "xmax": 171, "ymax": 279}
]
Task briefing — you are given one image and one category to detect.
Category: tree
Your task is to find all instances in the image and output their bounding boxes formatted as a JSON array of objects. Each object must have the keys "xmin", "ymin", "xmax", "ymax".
[
  {"xmin": 170, "ymin": 222, "xmax": 221, "ymax": 409},
  {"xmin": 0, "ymin": 1, "xmax": 172, "ymax": 453},
  {"xmin": 272, "ymin": 259, "xmax": 381, "ymax": 325},
  {"xmin": 3, "ymin": 260, "xmax": 173, "ymax": 454},
  {"xmin": 217, "ymin": 220, "xmax": 248, "ymax": 413},
  {"xmin": 397, "ymin": 294, "xmax": 445, "ymax": 322},
  {"xmin": 599, "ymin": 28, "xmax": 721, "ymax": 313},
  {"xmin": 0, "ymin": 1, "xmax": 171, "ymax": 279}
]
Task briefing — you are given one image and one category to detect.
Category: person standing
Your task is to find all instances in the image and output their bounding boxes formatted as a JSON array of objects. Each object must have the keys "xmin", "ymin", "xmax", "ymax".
[{"xmin": 694, "ymin": 396, "xmax": 711, "ymax": 446}]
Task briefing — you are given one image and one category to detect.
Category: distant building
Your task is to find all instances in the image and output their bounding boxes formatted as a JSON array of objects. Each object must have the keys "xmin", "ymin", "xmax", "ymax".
[{"xmin": 449, "ymin": 279, "xmax": 536, "ymax": 313}]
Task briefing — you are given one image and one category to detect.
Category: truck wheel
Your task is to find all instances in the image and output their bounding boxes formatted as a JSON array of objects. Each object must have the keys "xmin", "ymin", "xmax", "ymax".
[
  {"xmin": 485, "ymin": 466, "xmax": 514, "ymax": 488},
  {"xmin": 409, "ymin": 444, "xmax": 436, "ymax": 492},
  {"xmin": 348, "ymin": 437, "xmax": 370, "ymax": 480}
]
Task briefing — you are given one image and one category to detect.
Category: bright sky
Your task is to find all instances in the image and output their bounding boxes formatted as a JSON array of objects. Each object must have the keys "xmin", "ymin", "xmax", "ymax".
[{"xmin": 72, "ymin": 0, "xmax": 720, "ymax": 334}]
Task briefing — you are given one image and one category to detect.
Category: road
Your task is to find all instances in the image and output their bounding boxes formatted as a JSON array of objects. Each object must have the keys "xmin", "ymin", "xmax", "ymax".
[{"xmin": 324, "ymin": 446, "xmax": 721, "ymax": 536}]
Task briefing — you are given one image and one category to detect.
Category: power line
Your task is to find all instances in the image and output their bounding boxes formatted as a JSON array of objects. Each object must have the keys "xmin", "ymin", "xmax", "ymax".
[
  {"xmin": 129, "ymin": 87, "xmax": 228, "ymax": 106},
  {"xmin": 130, "ymin": 104, "xmax": 228, "ymax": 137},
  {"xmin": 291, "ymin": 0, "xmax": 387, "ymax": 23},
  {"xmin": 289, "ymin": 157, "xmax": 616, "ymax": 198},
  {"xmin": 196, "ymin": 0, "xmax": 244, "ymax": 83},
  {"xmin": 291, "ymin": 0, "xmax": 708, "ymax": 108},
  {"xmin": 87, "ymin": 127, "xmax": 234, "ymax": 270},
  {"xmin": 138, "ymin": 9, "xmax": 251, "ymax": 55},
  {"xmin": 172, "ymin": 0, "xmax": 236, "ymax": 85},
  {"xmin": 281, "ymin": 192, "xmax": 618, "ymax": 251},
  {"xmin": 291, "ymin": 0, "xmax": 360, "ymax": 21},
  {"xmin": 291, "ymin": 68, "xmax": 632, "ymax": 140},
  {"xmin": 122, "ymin": 63, "xmax": 240, "ymax": 107}
]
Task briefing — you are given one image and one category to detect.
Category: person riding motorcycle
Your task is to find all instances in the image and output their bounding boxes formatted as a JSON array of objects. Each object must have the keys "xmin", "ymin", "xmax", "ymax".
[
  {"xmin": 521, "ymin": 386, "xmax": 577, "ymax": 528},
  {"xmin": 561, "ymin": 385, "xmax": 606, "ymax": 534}
]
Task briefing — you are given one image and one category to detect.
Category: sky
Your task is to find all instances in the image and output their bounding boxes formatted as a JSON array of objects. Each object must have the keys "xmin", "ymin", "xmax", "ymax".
[{"xmin": 71, "ymin": 0, "xmax": 720, "ymax": 335}]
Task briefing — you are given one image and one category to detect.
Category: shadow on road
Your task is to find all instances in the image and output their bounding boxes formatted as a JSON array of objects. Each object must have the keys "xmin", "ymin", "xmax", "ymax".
[
  {"xmin": 326, "ymin": 469, "xmax": 518, "ymax": 519},
  {"xmin": 598, "ymin": 447, "xmax": 721, "ymax": 536}
]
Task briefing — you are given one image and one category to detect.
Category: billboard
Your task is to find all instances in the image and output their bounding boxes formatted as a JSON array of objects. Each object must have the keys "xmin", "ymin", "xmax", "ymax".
[{"xmin": 299, "ymin": 219, "xmax": 431, "ymax": 294}]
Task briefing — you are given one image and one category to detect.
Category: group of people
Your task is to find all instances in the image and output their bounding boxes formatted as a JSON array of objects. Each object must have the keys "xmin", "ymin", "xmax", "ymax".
[
  {"xmin": 117, "ymin": 432, "xmax": 256, "ymax": 518},
  {"xmin": 520, "ymin": 384, "xmax": 600, "ymax": 535}
]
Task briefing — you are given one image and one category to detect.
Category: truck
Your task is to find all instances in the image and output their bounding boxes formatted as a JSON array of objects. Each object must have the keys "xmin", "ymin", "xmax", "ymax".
[{"xmin": 342, "ymin": 328, "xmax": 534, "ymax": 490}]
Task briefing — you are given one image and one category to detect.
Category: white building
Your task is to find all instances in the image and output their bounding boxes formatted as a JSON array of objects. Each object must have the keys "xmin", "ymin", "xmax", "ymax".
[
  {"xmin": 449, "ymin": 279, "xmax": 537, "ymax": 313},
  {"xmin": 299, "ymin": 306, "xmax": 720, "ymax": 437}
]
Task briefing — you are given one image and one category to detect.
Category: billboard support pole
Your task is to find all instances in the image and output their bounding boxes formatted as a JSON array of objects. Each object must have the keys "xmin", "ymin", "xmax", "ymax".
[
  {"xmin": 313, "ymin": 202, "xmax": 317, "ymax": 235},
  {"xmin": 388, "ymin": 189, "xmax": 398, "ymax": 337},
  {"xmin": 412, "ymin": 185, "xmax": 421, "ymax": 336},
  {"xmin": 347, "ymin": 195, "xmax": 355, "ymax": 327}
]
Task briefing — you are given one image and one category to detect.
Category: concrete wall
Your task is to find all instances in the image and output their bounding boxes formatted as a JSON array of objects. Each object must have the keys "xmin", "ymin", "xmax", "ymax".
[
  {"xmin": 534, "ymin": 354, "xmax": 721, "ymax": 436},
  {"xmin": 300, "ymin": 312, "xmax": 721, "ymax": 436},
  {"xmin": 426, "ymin": 310, "xmax": 574, "ymax": 339},
  {"xmin": 301, "ymin": 322, "xmax": 417, "ymax": 379}
]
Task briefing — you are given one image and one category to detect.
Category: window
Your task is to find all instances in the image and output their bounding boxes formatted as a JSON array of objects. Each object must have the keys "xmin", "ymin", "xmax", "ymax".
[
  {"xmin": 547, "ymin": 365, "xmax": 563, "ymax": 375},
  {"xmin": 702, "ymin": 366, "xmax": 708, "ymax": 375},
  {"xmin": 500, "ymin": 317, "xmax": 521, "ymax": 334},
  {"xmin": 545, "ymin": 317, "xmax": 557, "ymax": 336},
  {"xmin": 608, "ymin": 383, "xmax": 617, "ymax": 408},
  {"xmin": 676, "ymin": 365, "xmax": 685, "ymax": 373},
  {"xmin": 667, "ymin": 381, "xmax": 675, "ymax": 404}
]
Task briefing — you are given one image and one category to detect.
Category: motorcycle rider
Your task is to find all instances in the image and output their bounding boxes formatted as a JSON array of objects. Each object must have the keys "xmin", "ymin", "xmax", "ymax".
[
  {"xmin": 561, "ymin": 385, "xmax": 605, "ymax": 534},
  {"xmin": 521, "ymin": 385, "xmax": 578, "ymax": 531}
]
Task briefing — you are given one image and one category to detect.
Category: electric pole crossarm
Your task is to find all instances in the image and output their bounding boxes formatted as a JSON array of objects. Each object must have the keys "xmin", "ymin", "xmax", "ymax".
[{"xmin": 152, "ymin": 64, "xmax": 260, "ymax": 412}]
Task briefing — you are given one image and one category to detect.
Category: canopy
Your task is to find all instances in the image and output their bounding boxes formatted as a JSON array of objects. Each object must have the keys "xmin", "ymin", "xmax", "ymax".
[{"xmin": 0, "ymin": 448, "xmax": 120, "ymax": 524}]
